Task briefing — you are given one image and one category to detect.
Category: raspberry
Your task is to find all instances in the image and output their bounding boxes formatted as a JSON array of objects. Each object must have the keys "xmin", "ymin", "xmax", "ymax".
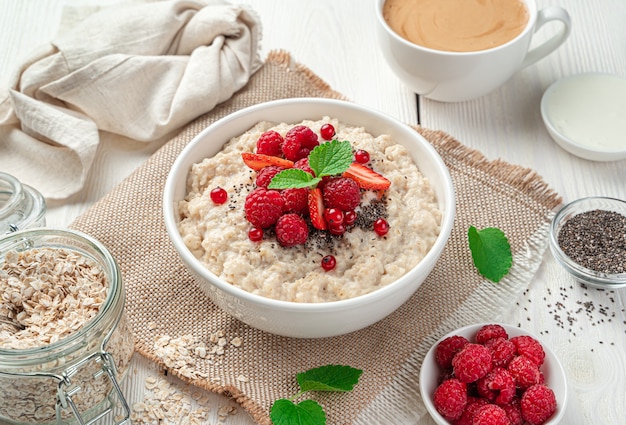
[
  {"xmin": 244, "ymin": 188, "xmax": 284, "ymax": 228},
  {"xmin": 455, "ymin": 396, "xmax": 489, "ymax": 425},
  {"xmin": 256, "ymin": 130, "xmax": 283, "ymax": 156},
  {"xmin": 476, "ymin": 367, "xmax": 516, "ymax": 405},
  {"xmin": 436, "ymin": 335, "xmax": 470, "ymax": 369},
  {"xmin": 322, "ymin": 177, "xmax": 361, "ymax": 211},
  {"xmin": 293, "ymin": 157, "xmax": 315, "ymax": 175},
  {"xmin": 255, "ymin": 165, "xmax": 284, "ymax": 188},
  {"xmin": 283, "ymin": 125, "xmax": 319, "ymax": 161},
  {"xmin": 520, "ymin": 384, "xmax": 556, "ymax": 425},
  {"xmin": 501, "ymin": 397, "xmax": 523, "ymax": 425},
  {"xmin": 452, "ymin": 343, "xmax": 493, "ymax": 383},
  {"xmin": 432, "ymin": 378, "xmax": 467, "ymax": 421},
  {"xmin": 475, "ymin": 324, "xmax": 508, "ymax": 344},
  {"xmin": 485, "ymin": 337, "xmax": 516, "ymax": 368},
  {"xmin": 507, "ymin": 355, "xmax": 541, "ymax": 389},
  {"xmin": 538, "ymin": 371, "xmax": 546, "ymax": 385},
  {"xmin": 275, "ymin": 213, "xmax": 309, "ymax": 247},
  {"xmin": 282, "ymin": 188, "xmax": 309, "ymax": 215},
  {"xmin": 510, "ymin": 335, "xmax": 545, "ymax": 366},
  {"xmin": 471, "ymin": 404, "xmax": 511, "ymax": 425}
]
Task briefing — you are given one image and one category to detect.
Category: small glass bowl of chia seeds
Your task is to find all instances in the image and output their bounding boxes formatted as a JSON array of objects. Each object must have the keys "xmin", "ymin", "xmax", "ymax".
[{"xmin": 549, "ymin": 196, "xmax": 626, "ymax": 288}]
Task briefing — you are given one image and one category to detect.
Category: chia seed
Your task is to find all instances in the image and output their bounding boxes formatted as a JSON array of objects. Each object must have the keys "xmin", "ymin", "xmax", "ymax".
[
  {"xmin": 355, "ymin": 200, "xmax": 388, "ymax": 230},
  {"xmin": 557, "ymin": 209, "xmax": 626, "ymax": 274}
]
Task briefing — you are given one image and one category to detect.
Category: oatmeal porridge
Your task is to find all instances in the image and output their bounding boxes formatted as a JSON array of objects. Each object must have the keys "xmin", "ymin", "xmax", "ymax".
[{"xmin": 177, "ymin": 117, "xmax": 442, "ymax": 303}]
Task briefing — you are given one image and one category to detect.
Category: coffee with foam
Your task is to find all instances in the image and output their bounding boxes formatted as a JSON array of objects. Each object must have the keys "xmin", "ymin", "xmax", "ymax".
[{"xmin": 383, "ymin": 0, "xmax": 529, "ymax": 52}]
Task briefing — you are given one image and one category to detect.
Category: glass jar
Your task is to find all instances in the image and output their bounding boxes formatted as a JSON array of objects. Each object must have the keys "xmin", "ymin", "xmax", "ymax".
[
  {"xmin": 0, "ymin": 229, "xmax": 134, "ymax": 425},
  {"xmin": 0, "ymin": 172, "xmax": 46, "ymax": 234}
]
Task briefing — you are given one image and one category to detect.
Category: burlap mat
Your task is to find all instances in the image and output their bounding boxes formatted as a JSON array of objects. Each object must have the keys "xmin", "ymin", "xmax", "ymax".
[{"xmin": 70, "ymin": 50, "xmax": 562, "ymax": 424}]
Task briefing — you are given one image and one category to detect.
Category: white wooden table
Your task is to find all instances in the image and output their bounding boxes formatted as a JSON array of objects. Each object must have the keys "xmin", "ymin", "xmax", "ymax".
[{"xmin": 1, "ymin": 1, "xmax": 624, "ymax": 424}]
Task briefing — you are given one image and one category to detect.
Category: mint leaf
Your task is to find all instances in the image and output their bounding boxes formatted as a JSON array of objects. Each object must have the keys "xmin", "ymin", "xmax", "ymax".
[
  {"xmin": 468, "ymin": 226, "xmax": 512, "ymax": 283},
  {"xmin": 268, "ymin": 168, "xmax": 320, "ymax": 189},
  {"xmin": 297, "ymin": 364, "xmax": 363, "ymax": 392},
  {"xmin": 308, "ymin": 140, "xmax": 353, "ymax": 178},
  {"xmin": 267, "ymin": 140, "xmax": 352, "ymax": 190},
  {"xmin": 270, "ymin": 399, "xmax": 325, "ymax": 425},
  {"xmin": 269, "ymin": 364, "xmax": 362, "ymax": 425}
]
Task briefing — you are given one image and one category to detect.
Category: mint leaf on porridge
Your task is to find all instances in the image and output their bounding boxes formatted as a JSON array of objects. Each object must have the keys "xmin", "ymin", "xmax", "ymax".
[
  {"xmin": 308, "ymin": 139, "xmax": 353, "ymax": 177},
  {"xmin": 269, "ymin": 140, "xmax": 353, "ymax": 190},
  {"xmin": 468, "ymin": 226, "xmax": 512, "ymax": 283},
  {"xmin": 270, "ymin": 364, "xmax": 362, "ymax": 425},
  {"xmin": 268, "ymin": 168, "xmax": 320, "ymax": 189}
]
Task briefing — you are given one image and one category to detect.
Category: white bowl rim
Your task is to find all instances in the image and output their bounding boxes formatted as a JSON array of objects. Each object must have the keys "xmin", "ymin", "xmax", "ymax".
[
  {"xmin": 163, "ymin": 97, "xmax": 456, "ymax": 312},
  {"xmin": 419, "ymin": 322, "xmax": 568, "ymax": 425},
  {"xmin": 540, "ymin": 72, "xmax": 626, "ymax": 158}
]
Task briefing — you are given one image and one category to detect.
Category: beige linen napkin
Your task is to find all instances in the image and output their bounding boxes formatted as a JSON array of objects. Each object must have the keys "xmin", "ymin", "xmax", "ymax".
[
  {"xmin": 71, "ymin": 51, "xmax": 562, "ymax": 425},
  {"xmin": 0, "ymin": 0, "xmax": 261, "ymax": 200}
]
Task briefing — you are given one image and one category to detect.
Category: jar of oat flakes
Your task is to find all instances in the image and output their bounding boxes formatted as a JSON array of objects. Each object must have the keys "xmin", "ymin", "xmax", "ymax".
[
  {"xmin": 0, "ymin": 228, "xmax": 134, "ymax": 424},
  {"xmin": 0, "ymin": 172, "xmax": 46, "ymax": 234}
]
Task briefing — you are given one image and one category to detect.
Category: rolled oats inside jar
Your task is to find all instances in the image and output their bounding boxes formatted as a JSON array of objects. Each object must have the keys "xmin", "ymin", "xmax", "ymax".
[{"xmin": 0, "ymin": 228, "xmax": 135, "ymax": 425}]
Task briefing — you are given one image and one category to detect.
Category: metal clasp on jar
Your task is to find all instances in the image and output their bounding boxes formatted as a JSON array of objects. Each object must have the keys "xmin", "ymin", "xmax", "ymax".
[{"xmin": 56, "ymin": 350, "xmax": 131, "ymax": 425}]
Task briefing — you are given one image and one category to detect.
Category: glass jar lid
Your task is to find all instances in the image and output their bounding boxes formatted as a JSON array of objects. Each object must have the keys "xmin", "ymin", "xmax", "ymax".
[{"xmin": 0, "ymin": 172, "xmax": 46, "ymax": 234}]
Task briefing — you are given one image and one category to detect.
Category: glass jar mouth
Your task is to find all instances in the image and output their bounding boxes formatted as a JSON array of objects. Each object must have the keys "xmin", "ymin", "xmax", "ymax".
[
  {"xmin": 0, "ymin": 228, "xmax": 124, "ymax": 365},
  {"xmin": 0, "ymin": 172, "xmax": 21, "ymax": 219},
  {"xmin": 0, "ymin": 172, "xmax": 47, "ymax": 234}
]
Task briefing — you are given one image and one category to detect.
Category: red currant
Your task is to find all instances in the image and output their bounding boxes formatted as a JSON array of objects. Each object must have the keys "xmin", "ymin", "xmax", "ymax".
[
  {"xmin": 210, "ymin": 187, "xmax": 228, "ymax": 204},
  {"xmin": 373, "ymin": 218, "xmax": 389, "ymax": 236},
  {"xmin": 320, "ymin": 123, "xmax": 335, "ymax": 140},
  {"xmin": 344, "ymin": 210, "xmax": 357, "ymax": 226},
  {"xmin": 329, "ymin": 223, "xmax": 346, "ymax": 236},
  {"xmin": 323, "ymin": 208, "xmax": 344, "ymax": 226},
  {"xmin": 248, "ymin": 227, "xmax": 263, "ymax": 242},
  {"xmin": 354, "ymin": 149, "xmax": 370, "ymax": 164},
  {"xmin": 321, "ymin": 255, "xmax": 336, "ymax": 271}
]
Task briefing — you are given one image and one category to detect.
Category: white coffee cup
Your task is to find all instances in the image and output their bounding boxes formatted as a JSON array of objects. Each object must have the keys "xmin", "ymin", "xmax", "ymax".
[{"xmin": 375, "ymin": 0, "xmax": 571, "ymax": 102}]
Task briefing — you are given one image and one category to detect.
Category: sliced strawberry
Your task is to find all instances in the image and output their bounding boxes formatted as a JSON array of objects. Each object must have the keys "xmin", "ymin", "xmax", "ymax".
[
  {"xmin": 343, "ymin": 162, "xmax": 391, "ymax": 191},
  {"xmin": 242, "ymin": 152, "xmax": 294, "ymax": 171},
  {"xmin": 308, "ymin": 188, "xmax": 326, "ymax": 230}
]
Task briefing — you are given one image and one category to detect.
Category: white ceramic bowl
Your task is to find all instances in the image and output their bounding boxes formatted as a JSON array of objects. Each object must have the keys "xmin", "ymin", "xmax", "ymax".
[
  {"xmin": 163, "ymin": 98, "xmax": 455, "ymax": 338},
  {"xmin": 541, "ymin": 73, "xmax": 626, "ymax": 161},
  {"xmin": 420, "ymin": 323, "xmax": 567, "ymax": 425}
]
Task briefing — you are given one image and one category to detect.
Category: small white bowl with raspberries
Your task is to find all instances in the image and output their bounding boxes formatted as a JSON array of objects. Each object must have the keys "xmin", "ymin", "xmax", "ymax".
[
  {"xmin": 420, "ymin": 323, "xmax": 567, "ymax": 425},
  {"xmin": 163, "ymin": 97, "xmax": 455, "ymax": 338}
]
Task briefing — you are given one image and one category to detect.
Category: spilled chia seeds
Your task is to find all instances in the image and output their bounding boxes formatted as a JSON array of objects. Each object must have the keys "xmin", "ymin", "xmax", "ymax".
[{"xmin": 517, "ymin": 284, "xmax": 626, "ymax": 351}]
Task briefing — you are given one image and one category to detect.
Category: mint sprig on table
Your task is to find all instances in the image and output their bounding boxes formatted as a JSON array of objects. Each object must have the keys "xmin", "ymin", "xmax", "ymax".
[
  {"xmin": 268, "ymin": 140, "xmax": 353, "ymax": 190},
  {"xmin": 270, "ymin": 364, "xmax": 363, "ymax": 425},
  {"xmin": 468, "ymin": 226, "xmax": 513, "ymax": 283}
]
